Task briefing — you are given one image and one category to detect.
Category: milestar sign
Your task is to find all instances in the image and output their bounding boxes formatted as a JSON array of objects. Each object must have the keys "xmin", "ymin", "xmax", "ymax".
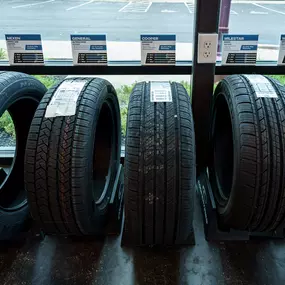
[
  {"xmin": 222, "ymin": 34, "xmax": 259, "ymax": 65},
  {"xmin": 5, "ymin": 34, "xmax": 44, "ymax": 65}
]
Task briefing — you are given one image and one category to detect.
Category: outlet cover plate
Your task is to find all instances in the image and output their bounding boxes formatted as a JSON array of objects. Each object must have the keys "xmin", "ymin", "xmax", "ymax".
[{"xmin": 197, "ymin": 33, "xmax": 218, "ymax": 64}]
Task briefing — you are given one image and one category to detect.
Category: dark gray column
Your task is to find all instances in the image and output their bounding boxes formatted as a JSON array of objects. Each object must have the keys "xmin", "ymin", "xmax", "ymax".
[{"xmin": 191, "ymin": 0, "xmax": 221, "ymax": 175}]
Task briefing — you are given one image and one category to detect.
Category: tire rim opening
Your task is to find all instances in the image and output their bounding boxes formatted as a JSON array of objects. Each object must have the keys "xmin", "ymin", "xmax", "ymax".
[
  {"xmin": 213, "ymin": 94, "xmax": 234, "ymax": 201},
  {"xmin": 93, "ymin": 102, "xmax": 114, "ymax": 203},
  {"xmin": 0, "ymin": 111, "xmax": 16, "ymax": 189},
  {"xmin": 0, "ymin": 98, "xmax": 39, "ymax": 211}
]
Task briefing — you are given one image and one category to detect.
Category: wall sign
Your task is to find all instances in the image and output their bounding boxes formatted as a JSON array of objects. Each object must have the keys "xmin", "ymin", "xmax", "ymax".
[
  {"xmin": 71, "ymin": 34, "xmax": 107, "ymax": 65},
  {"xmin": 222, "ymin": 34, "xmax": 258, "ymax": 65},
  {"xmin": 5, "ymin": 34, "xmax": 44, "ymax": 65},
  {"xmin": 141, "ymin": 35, "xmax": 176, "ymax": 65}
]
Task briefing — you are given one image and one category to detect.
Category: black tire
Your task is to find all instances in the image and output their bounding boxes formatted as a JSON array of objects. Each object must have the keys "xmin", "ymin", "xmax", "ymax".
[
  {"xmin": 209, "ymin": 74, "xmax": 285, "ymax": 232},
  {"xmin": 25, "ymin": 77, "xmax": 121, "ymax": 235},
  {"xmin": 124, "ymin": 81, "xmax": 196, "ymax": 245},
  {"xmin": 262, "ymin": 76, "xmax": 285, "ymax": 231},
  {"xmin": 0, "ymin": 71, "xmax": 46, "ymax": 240}
]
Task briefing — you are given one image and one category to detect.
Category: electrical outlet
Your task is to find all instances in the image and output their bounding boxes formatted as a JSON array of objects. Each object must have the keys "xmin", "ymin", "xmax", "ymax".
[
  {"xmin": 198, "ymin": 33, "xmax": 218, "ymax": 63},
  {"xmin": 204, "ymin": 42, "xmax": 212, "ymax": 49},
  {"xmin": 204, "ymin": 51, "xmax": 211, "ymax": 58}
]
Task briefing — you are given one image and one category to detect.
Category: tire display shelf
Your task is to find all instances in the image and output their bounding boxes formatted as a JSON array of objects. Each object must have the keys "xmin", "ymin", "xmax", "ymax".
[
  {"xmin": 2, "ymin": 60, "xmax": 285, "ymax": 75},
  {"xmin": 1, "ymin": 0, "xmax": 285, "ymax": 244}
]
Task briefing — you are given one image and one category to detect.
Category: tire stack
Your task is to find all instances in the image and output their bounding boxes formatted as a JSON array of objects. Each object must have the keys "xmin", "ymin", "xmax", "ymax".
[{"xmin": 209, "ymin": 74, "xmax": 285, "ymax": 232}]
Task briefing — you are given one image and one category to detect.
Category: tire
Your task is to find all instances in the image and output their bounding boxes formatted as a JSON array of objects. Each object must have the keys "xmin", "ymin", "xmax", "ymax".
[
  {"xmin": 24, "ymin": 77, "xmax": 121, "ymax": 235},
  {"xmin": 209, "ymin": 74, "xmax": 285, "ymax": 232},
  {"xmin": 124, "ymin": 81, "xmax": 196, "ymax": 245},
  {"xmin": 262, "ymin": 76, "xmax": 285, "ymax": 231},
  {"xmin": 0, "ymin": 71, "xmax": 47, "ymax": 240}
]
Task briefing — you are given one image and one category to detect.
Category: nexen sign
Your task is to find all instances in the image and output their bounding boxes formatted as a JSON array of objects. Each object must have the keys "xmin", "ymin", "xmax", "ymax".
[{"xmin": 6, "ymin": 37, "xmax": 20, "ymax": 40}]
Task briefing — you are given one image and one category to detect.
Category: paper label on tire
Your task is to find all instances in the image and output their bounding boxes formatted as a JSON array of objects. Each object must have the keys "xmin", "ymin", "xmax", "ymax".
[
  {"xmin": 45, "ymin": 81, "xmax": 87, "ymax": 118},
  {"xmin": 244, "ymin": 75, "xmax": 278, "ymax": 98},
  {"xmin": 150, "ymin": 81, "xmax": 172, "ymax": 102}
]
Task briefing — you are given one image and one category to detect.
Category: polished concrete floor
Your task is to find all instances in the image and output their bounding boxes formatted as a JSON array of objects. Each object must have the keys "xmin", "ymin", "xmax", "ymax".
[{"xmin": 0, "ymin": 199, "xmax": 285, "ymax": 285}]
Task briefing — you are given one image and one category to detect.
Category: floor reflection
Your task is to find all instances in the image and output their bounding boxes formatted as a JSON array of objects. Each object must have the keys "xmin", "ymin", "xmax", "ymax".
[{"xmin": 0, "ymin": 200, "xmax": 284, "ymax": 285}]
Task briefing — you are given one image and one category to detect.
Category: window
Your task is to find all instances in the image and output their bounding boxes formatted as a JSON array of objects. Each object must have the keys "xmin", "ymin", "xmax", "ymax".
[
  {"xmin": 222, "ymin": 0, "xmax": 284, "ymax": 62},
  {"xmin": 0, "ymin": 0, "xmax": 196, "ymax": 62}
]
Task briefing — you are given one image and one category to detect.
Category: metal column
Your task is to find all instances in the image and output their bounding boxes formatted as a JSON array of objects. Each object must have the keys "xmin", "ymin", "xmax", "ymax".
[
  {"xmin": 218, "ymin": 0, "xmax": 232, "ymax": 53},
  {"xmin": 191, "ymin": 0, "xmax": 221, "ymax": 175}
]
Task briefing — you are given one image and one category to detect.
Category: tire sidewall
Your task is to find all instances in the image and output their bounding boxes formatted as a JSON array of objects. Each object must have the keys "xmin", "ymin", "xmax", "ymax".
[
  {"xmin": 209, "ymin": 79, "xmax": 241, "ymax": 224},
  {"xmin": 75, "ymin": 85, "xmax": 121, "ymax": 232},
  {"xmin": 0, "ymin": 76, "xmax": 45, "ymax": 117},
  {"xmin": 0, "ymin": 73, "xmax": 46, "ymax": 239}
]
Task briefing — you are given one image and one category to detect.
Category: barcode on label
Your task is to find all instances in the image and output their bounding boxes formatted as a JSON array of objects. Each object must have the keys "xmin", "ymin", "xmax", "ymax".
[
  {"xmin": 45, "ymin": 80, "xmax": 87, "ymax": 118},
  {"xmin": 244, "ymin": 75, "xmax": 278, "ymax": 98},
  {"xmin": 151, "ymin": 90, "xmax": 172, "ymax": 102},
  {"xmin": 150, "ymin": 81, "xmax": 172, "ymax": 102},
  {"xmin": 51, "ymin": 89, "xmax": 80, "ymax": 105}
]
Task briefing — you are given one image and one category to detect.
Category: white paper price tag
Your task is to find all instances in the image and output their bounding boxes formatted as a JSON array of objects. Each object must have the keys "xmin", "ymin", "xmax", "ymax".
[
  {"xmin": 244, "ymin": 75, "xmax": 277, "ymax": 98},
  {"xmin": 150, "ymin": 81, "xmax": 172, "ymax": 102},
  {"xmin": 5, "ymin": 34, "xmax": 44, "ymax": 65},
  {"xmin": 222, "ymin": 34, "xmax": 258, "ymax": 65},
  {"xmin": 71, "ymin": 34, "xmax": 107, "ymax": 65},
  {"xmin": 141, "ymin": 35, "xmax": 176, "ymax": 65},
  {"xmin": 45, "ymin": 81, "xmax": 87, "ymax": 118}
]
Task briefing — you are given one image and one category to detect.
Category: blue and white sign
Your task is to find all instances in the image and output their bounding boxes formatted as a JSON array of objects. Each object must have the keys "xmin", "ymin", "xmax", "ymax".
[
  {"xmin": 5, "ymin": 34, "xmax": 44, "ymax": 65},
  {"xmin": 278, "ymin": 35, "xmax": 285, "ymax": 65},
  {"xmin": 141, "ymin": 35, "xmax": 176, "ymax": 65},
  {"xmin": 71, "ymin": 35, "xmax": 107, "ymax": 65},
  {"xmin": 222, "ymin": 34, "xmax": 258, "ymax": 65}
]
